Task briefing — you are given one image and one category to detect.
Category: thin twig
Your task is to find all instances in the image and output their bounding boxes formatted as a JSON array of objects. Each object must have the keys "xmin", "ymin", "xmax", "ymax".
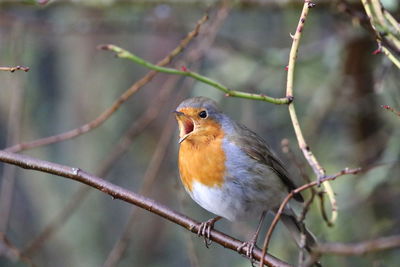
[
  {"xmin": 305, "ymin": 234, "xmax": 400, "ymax": 265},
  {"xmin": 259, "ymin": 167, "xmax": 362, "ymax": 266},
  {"xmin": 22, "ymin": 185, "xmax": 90, "ymax": 257},
  {"xmin": 298, "ymin": 189, "xmax": 316, "ymax": 223},
  {"xmin": 185, "ymin": 1, "xmax": 229, "ymax": 63},
  {"xmin": 260, "ymin": 4, "xmax": 331, "ymax": 265},
  {"xmin": 99, "ymin": 44, "xmax": 291, "ymax": 105},
  {"xmin": 360, "ymin": 0, "xmax": 400, "ymax": 68},
  {"xmin": 381, "ymin": 46, "xmax": 400, "ymax": 68},
  {"xmin": 285, "ymin": 1, "xmax": 325, "ymax": 182},
  {"xmin": 0, "ymin": 22, "xmax": 26, "ymax": 231},
  {"xmin": 316, "ymin": 191, "xmax": 334, "ymax": 227},
  {"xmin": 22, "ymin": 14, "xmax": 210, "ymax": 256},
  {"xmin": 4, "ymin": 14, "xmax": 208, "ymax": 153},
  {"xmin": 284, "ymin": 0, "xmax": 338, "ymax": 228},
  {"xmin": 0, "ymin": 66, "xmax": 29, "ymax": 72},
  {"xmin": 280, "ymin": 138, "xmax": 317, "ymax": 223},
  {"xmin": 314, "ymin": 235, "xmax": 400, "ymax": 255},
  {"xmin": 0, "ymin": 232, "xmax": 36, "ymax": 267},
  {"xmin": 0, "ymin": 151, "xmax": 292, "ymax": 267},
  {"xmin": 0, "ymin": 63, "xmax": 25, "ymax": 231},
  {"xmin": 104, "ymin": 4, "xmax": 232, "ymax": 265},
  {"xmin": 298, "ymin": 232, "xmax": 307, "ymax": 267},
  {"xmin": 103, "ymin": 115, "xmax": 177, "ymax": 267},
  {"xmin": 381, "ymin": 105, "xmax": 400, "ymax": 117},
  {"xmin": 22, "ymin": 73, "xmax": 179, "ymax": 257},
  {"xmin": 282, "ymin": 139, "xmax": 335, "ymax": 231}
]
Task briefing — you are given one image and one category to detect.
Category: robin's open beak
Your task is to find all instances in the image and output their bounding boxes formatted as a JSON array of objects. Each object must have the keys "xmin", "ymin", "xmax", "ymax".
[{"xmin": 174, "ymin": 111, "xmax": 194, "ymax": 144}]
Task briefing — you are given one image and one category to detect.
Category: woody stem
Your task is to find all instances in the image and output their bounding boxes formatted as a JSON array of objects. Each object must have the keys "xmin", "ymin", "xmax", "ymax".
[{"xmin": 100, "ymin": 44, "xmax": 290, "ymax": 105}]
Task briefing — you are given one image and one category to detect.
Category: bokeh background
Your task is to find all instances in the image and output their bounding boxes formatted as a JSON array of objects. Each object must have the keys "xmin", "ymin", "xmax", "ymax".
[{"xmin": 0, "ymin": 0, "xmax": 399, "ymax": 266}]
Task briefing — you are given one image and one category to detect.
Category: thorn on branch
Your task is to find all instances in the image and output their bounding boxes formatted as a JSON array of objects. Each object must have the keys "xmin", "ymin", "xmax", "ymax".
[
  {"xmin": 0, "ymin": 65, "xmax": 30, "ymax": 72},
  {"xmin": 372, "ymin": 46, "xmax": 382, "ymax": 55},
  {"xmin": 97, "ymin": 44, "xmax": 111, "ymax": 51},
  {"xmin": 14, "ymin": 66, "xmax": 30, "ymax": 72},
  {"xmin": 306, "ymin": 1, "xmax": 316, "ymax": 8},
  {"xmin": 181, "ymin": 65, "xmax": 188, "ymax": 72},
  {"xmin": 324, "ymin": 167, "xmax": 363, "ymax": 181},
  {"xmin": 381, "ymin": 105, "xmax": 400, "ymax": 117},
  {"xmin": 71, "ymin": 167, "xmax": 81, "ymax": 176},
  {"xmin": 286, "ymin": 95, "xmax": 294, "ymax": 103}
]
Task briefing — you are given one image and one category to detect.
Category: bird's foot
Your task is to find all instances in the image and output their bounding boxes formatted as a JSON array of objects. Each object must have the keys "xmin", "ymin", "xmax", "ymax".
[
  {"xmin": 237, "ymin": 240, "xmax": 257, "ymax": 265},
  {"xmin": 237, "ymin": 211, "xmax": 266, "ymax": 265},
  {"xmin": 197, "ymin": 216, "xmax": 221, "ymax": 248}
]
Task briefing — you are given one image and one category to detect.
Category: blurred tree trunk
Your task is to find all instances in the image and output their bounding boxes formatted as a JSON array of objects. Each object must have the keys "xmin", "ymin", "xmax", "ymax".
[{"xmin": 344, "ymin": 36, "xmax": 385, "ymax": 166}]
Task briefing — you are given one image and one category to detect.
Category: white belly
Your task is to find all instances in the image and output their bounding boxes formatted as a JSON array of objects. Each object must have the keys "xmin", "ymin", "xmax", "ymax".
[
  {"xmin": 189, "ymin": 181, "xmax": 235, "ymax": 221},
  {"xmin": 189, "ymin": 180, "xmax": 262, "ymax": 221}
]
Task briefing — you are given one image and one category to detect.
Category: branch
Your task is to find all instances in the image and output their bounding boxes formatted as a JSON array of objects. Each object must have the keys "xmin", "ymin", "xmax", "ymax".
[
  {"xmin": 281, "ymin": 139, "xmax": 333, "ymax": 230},
  {"xmin": 21, "ymin": 10, "xmax": 230, "ymax": 255},
  {"xmin": 285, "ymin": 1, "xmax": 324, "ymax": 181},
  {"xmin": 360, "ymin": 0, "xmax": 400, "ymax": 68},
  {"xmin": 98, "ymin": 46, "xmax": 291, "ymax": 105},
  {"xmin": 260, "ymin": 2, "xmax": 339, "ymax": 264},
  {"xmin": 260, "ymin": 167, "xmax": 363, "ymax": 267},
  {"xmin": 0, "ymin": 232, "xmax": 36, "ymax": 267},
  {"xmin": 0, "ymin": 150, "xmax": 292, "ymax": 267},
  {"xmin": 284, "ymin": 0, "xmax": 338, "ymax": 228},
  {"xmin": 0, "ymin": 66, "xmax": 29, "ymax": 72},
  {"xmin": 280, "ymin": 139, "xmax": 319, "ymax": 224},
  {"xmin": 0, "ymin": 71, "xmax": 25, "ymax": 231},
  {"xmin": 381, "ymin": 105, "xmax": 400, "ymax": 117},
  {"xmin": 314, "ymin": 235, "xmax": 400, "ymax": 255},
  {"xmin": 104, "ymin": 116, "xmax": 177, "ymax": 267},
  {"xmin": 22, "ymin": 74, "xmax": 178, "ymax": 257},
  {"xmin": 104, "ymin": 3, "xmax": 231, "ymax": 265},
  {"xmin": 22, "ymin": 10, "xmax": 229, "ymax": 255},
  {"xmin": 3, "ymin": 14, "xmax": 208, "ymax": 153}
]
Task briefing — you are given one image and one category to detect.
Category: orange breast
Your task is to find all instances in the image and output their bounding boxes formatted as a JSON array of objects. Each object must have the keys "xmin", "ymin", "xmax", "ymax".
[{"xmin": 178, "ymin": 123, "xmax": 226, "ymax": 192}]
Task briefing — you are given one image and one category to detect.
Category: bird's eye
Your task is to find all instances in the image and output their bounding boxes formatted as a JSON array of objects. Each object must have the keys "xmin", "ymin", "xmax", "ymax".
[{"xmin": 198, "ymin": 110, "xmax": 207, "ymax": 119}]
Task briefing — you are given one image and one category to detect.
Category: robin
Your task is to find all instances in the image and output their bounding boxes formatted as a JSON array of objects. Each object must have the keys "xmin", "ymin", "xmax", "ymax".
[{"xmin": 174, "ymin": 96, "xmax": 317, "ymax": 259}]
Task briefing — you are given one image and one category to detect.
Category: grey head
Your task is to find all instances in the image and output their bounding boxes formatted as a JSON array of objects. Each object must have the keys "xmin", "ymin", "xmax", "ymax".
[{"xmin": 176, "ymin": 96, "xmax": 222, "ymax": 117}]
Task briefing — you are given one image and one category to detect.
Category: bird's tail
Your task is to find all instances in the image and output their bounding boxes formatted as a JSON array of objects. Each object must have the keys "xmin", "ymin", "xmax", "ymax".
[
  {"xmin": 280, "ymin": 211, "xmax": 317, "ymax": 253},
  {"xmin": 279, "ymin": 208, "xmax": 322, "ymax": 266}
]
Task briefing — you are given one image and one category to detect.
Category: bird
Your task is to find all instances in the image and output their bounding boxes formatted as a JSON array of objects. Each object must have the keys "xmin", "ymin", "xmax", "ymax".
[{"xmin": 174, "ymin": 96, "xmax": 317, "ymax": 260}]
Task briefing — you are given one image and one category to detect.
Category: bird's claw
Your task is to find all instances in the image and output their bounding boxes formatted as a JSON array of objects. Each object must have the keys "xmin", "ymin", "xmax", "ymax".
[
  {"xmin": 197, "ymin": 217, "xmax": 220, "ymax": 248},
  {"xmin": 237, "ymin": 241, "xmax": 256, "ymax": 266}
]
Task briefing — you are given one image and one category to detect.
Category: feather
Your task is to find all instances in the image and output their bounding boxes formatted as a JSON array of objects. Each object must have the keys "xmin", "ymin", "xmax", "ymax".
[{"xmin": 229, "ymin": 121, "xmax": 304, "ymax": 202}]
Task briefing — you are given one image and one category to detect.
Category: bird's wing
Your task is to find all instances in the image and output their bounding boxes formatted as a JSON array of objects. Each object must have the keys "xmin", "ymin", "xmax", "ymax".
[{"xmin": 231, "ymin": 122, "xmax": 304, "ymax": 202}]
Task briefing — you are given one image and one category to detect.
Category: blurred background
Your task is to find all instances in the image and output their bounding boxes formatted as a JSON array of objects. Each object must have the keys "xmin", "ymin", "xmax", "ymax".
[{"xmin": 0, "ymin": 0, "xmax": 399, "ymax": 266}]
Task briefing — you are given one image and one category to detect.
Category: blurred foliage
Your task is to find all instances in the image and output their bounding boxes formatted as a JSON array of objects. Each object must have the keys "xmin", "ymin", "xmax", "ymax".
[{"xmin": 0, "ymin": 1, "xmax": 399, "ymax": 267}]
